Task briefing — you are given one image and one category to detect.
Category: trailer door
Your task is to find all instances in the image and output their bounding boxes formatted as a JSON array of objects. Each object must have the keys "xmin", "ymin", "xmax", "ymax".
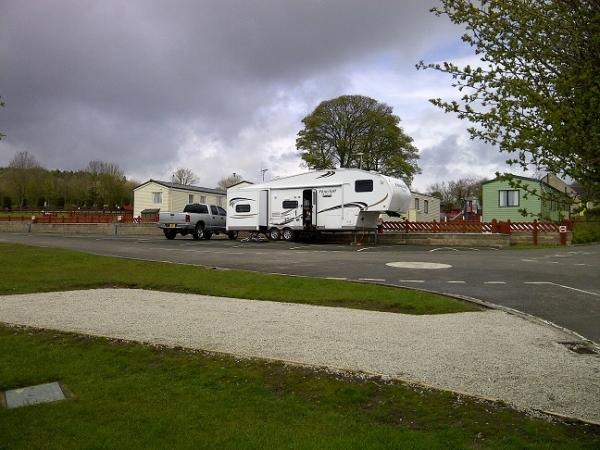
[
  {"xmin": 259, "ymin": 190, "xmax": 268, "ymax": 228},
  {"xmin": 312, "ymin": 189, "xmax": 318, "ymax": 226}
]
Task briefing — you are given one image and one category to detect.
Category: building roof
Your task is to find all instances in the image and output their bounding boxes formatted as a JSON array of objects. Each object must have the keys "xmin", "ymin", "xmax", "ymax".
[
  {"xmin": 134, "ymin": 179, "xmax": 225, "ymax": 195},
  {"xmin": 481, "ymin": 174, "xmax": 563, "ymax": 195},
  {"xmin": 227, "ymin": 180, "xmax": 254, "ymax": 189},
  {"xmin": 481, "ymin": 174, "xmax": 542, "ymax": 186}
]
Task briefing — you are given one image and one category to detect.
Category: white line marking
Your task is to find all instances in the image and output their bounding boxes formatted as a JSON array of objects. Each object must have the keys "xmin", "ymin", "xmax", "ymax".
[
  {"xmin": 484, "ymin": 281, "xmax": 506, "ymax": 284},
  {"xmin": 447, "ymin": 281, "xmax": 466, "ymax": 284},
  {"xmin": 521, "ymin": 259, "xmax": 537, "ymax": 262},
  {"xmin": 289, "ymin": 246, "xmax": 312, "ymax": 250},
  {"xmin": 523, "ymin": 281, "xmax": 600, "ymax": 297},
  {"xmin": 387, "ymin": 262, "xmax": 452, "ymax": 269},
  {"xmin": 550, "ymin": 283, "xmax": 600, "ymax": 298},
  {"xmin": 398, "ymin": 279, "xmax": 425, "ymax": 283},
  {"xmin": 326, "ymin": 277, "xmax": 347, "ymax": 281},
  {"xmin": 574, "ymin": 263, "xmax": 588, "ymax": 266},
  {"xmin": 358, "ymin": 278, "xmax": 385, "ymax": 282},
  {"xmin": 356, "ymin": 247, "xmax": 375, "ymax": 252},
  {"xmin": 429, "ymin": 247, "xmax": 459, "ymax": 252},
  {"xmin": 548, "ymin": 261, "xmax": 559, "ymax": 264},
  {"xmin": 468, "ymin": 248, "xmax": 480, "ymax": 251}
]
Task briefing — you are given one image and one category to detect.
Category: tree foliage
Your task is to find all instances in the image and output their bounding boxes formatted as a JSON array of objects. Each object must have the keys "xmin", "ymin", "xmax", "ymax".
[
  {"xmin": 427, "ymin": 177, "xmax": 485, "ymax": 211},
  {"xmin": 216, "ymin": 174, "xmax": 243, "ymax": 190},
  {"xmin": 417, "ymin": 0, "xmax": 600, "ymax": 203},
  {"xmin": 173, "ymin": 168, "xmax": 198, "ymax": 185},
  {"xmin": 0, "ymin": 154, "xmax": 135, "ymax": 210},
  {"xmin": 296, "ymin": 95, "xmax": 420, "ymax": 185}
]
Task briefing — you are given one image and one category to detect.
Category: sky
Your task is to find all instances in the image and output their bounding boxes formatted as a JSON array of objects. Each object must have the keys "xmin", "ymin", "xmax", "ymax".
[{"xmin": 0, "ymin": 0, "xmax": 516, "ymax": 192}]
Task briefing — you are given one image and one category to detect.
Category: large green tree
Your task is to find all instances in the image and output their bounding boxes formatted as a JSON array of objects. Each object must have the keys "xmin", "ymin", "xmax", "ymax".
[
  {"xmin": 417, "ymin": 0, "xmax": 600, "ymax": 204},
  {"xmin": 296, "ymin": 95, "xmax": 420, "ymax": 185}
]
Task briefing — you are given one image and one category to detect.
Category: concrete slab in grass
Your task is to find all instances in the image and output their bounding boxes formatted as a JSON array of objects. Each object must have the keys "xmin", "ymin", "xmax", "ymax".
[{"xmin": 4, "ymin": 382, "xmax": 66, "ymax": 409}]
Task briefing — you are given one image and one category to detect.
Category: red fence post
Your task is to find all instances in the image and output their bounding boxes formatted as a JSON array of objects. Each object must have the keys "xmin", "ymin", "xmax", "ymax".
[
  {"xmin": 533, "ymin": 219, "xmax": 538, "ymax": 246},
  {"xmin": 403, "ymin": 219, "xmax": 408, "ymax": 234}
]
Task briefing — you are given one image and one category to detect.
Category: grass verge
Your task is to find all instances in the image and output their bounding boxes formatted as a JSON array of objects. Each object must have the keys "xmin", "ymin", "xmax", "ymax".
[
  {"xmin": 0, "ymin": 243, "xmax": 476, "ymax": 315},
  {"xmin": 0, "ymin": 325, "xmax": 598, "ymax": 449},
  {"xmin": 573, "ymin": 221, "xmax": 600, "ymax": 244}
]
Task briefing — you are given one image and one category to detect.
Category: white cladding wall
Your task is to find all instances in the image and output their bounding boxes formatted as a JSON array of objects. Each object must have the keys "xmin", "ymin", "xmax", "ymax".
[
  {"xmin": 133, "ymin": 181, "xmax": 225, "ymax": 217},
  {"xmin": 407, "ymin": 193, "xmax": 440, "ymax": 222}
]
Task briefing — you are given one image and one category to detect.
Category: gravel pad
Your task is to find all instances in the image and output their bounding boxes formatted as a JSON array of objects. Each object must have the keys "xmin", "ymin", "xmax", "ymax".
[{"xmin": 1, "ymin": 289, "xmax": 598, "ymax": 423}]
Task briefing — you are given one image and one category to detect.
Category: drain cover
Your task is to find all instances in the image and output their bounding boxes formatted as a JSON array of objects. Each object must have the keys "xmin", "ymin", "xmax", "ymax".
[
  {"xmin": 4, "ymin": 382, "xmax": 66, "ymax": 409},
  {"xmin": 560, "ymin": 342, "xmax": 598, "ymax": 355}
]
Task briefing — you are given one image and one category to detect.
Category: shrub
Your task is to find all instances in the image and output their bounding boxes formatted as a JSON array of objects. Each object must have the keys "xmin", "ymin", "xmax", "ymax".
[{"xmin": 572, "ymin": 221, "xmax": 600, "ymax": 244}]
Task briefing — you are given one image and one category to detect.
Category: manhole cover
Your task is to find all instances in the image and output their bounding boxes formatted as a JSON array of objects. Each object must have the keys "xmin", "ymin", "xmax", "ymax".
[
  {"xmin": 3, "ymin": 382, "xmax": 67, "ymax": 409},
  {"xmin": 386, "ymin": 262, "xmax": 452, "ymax": 269}
]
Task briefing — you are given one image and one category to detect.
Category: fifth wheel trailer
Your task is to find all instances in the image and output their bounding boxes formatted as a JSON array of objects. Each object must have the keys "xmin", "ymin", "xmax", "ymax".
[{"xmin": 226, "ymin": 169, "xmax": 411, "ymax": 240}]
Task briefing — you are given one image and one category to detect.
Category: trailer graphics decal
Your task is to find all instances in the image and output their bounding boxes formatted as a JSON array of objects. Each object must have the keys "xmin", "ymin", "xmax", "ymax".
[
  {"xmin": 318, "ymin": 202, "xmax": 368, "ymax": 214},
  {"xmin": 316, "ymin": 171, "xmax": 336, "ymax": 179},
  {"xmin": 368, "ymin": 194, "xmax": 388, "ymax": 208},
  {"xmin": 229, "ymin": 197, "xmax": 255, "ymax": 207},
  {"xmin": 318, "ymin": 187, "xmax": 338, "ymax": 198}
]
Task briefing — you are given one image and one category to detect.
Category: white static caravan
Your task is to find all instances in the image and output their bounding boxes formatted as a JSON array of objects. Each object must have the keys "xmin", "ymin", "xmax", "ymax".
[{"xmin": 226, "ymin": 169, "xmax": 411, "ymax": 240}]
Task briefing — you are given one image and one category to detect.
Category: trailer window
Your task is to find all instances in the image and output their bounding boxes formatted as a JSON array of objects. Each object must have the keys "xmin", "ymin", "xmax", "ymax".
[
  {"xmin": 236, "ymin": 204, "xmax": 251, "ymax": 213},
  {"xmin": 355, "ymin": 179, "xmax": 373, "ymax": 192},
  {"xmin": 282, "ymin": 200, "xmax": 298, "ymax": 209}
]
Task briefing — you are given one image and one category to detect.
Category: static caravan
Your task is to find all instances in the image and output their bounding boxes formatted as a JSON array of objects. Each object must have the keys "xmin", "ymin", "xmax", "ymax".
[{"xmin": 226, "ymin": 169, "xmax": 411, "ymax": 240}]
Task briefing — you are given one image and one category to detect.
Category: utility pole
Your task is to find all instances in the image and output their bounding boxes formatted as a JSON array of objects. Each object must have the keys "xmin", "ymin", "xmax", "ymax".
[{"xmin": 260, "ymin": 168, "xmax": 268, "ymax": 181}]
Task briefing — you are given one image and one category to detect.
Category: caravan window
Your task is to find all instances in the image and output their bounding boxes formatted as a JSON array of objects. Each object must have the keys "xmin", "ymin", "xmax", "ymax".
[
  {"xmin": 282, "ymin": 200, "xmax": 298, "ymax": 209},
  {"xmin": 236, "ymin": 204, "xmax": 251, "ymax": 213},
  {"xmin": 499, "ymin": 190, "xmax": 519, "ymax": 207},
  {"xmin": 355, "ymin": 179, "xmax": 373, "ymax": 192}
]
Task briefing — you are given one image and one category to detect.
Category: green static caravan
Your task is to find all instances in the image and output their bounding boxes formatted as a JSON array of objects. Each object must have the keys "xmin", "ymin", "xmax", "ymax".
[{"xmin": 481, "ymin": 175, "xmax": 570, "ymax": 222}]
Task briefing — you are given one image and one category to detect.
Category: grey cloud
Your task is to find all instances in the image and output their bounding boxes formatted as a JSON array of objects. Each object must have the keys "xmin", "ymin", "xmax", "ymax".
[
  {"xmin": 413, "ymin": 134, "xmax": 510, "ymax": 191},
  {"xmin": 0, "ymin": 0, "xmax": 458, "ymax": 179}
]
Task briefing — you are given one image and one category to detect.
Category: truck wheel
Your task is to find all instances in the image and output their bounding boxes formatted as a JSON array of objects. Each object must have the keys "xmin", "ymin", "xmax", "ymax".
[
  {"xmin": 268, "ymin": 228, "xmax": 280, "ymax": 241},
  {"xmin": 163, "ymin": 229, "xmax": 177, "ymax": 240},
  {"xmin": 228, "ymin": 231, "xmax": 238, "ymax": 240},
  {"xmin": 282, "ymin": 228, "xmax": 295, "ymax": 241},
  {"xmin": 193, "ymin": 223, "xmax": 204, "ymax": 240},
  {"xmin": 203, "ymin": 230, "xmax": 212, "ymax": 240}
]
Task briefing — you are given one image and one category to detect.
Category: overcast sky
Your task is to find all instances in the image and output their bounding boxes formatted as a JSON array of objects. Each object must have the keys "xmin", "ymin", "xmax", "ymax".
[{"xmin": 0, "ymin": 0, "xmax": 515, "ymax": 192}]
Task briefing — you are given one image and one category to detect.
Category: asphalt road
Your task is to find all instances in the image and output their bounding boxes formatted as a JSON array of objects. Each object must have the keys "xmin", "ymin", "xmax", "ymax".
[{"xmin": 2, "ymin": 233, "xmax": 599, "ymax": 343}]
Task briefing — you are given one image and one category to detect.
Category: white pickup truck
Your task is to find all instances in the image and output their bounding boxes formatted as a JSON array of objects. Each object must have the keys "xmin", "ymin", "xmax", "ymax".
[{"xmin": 158, "ymin": 203, "xmax": 238, "ymax": 240}]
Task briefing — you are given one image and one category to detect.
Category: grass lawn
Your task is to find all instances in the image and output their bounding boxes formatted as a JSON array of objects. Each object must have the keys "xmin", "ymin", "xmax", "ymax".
[
  {"xmin": 1, "ymin": 243, "xmax": 598, "ymax": 447},
  {"xmin": 0, "ymin": 243, "xmax": 477, "ymax": 315},
  {"xmin": 0, "ymin": 326, "xmax": 598, "ymax": 449}
]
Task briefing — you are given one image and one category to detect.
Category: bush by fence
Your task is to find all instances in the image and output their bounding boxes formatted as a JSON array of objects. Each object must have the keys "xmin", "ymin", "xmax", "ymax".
[{"xmin": 572, "ymin": 221, "xmax": 600, "ymax": 244}]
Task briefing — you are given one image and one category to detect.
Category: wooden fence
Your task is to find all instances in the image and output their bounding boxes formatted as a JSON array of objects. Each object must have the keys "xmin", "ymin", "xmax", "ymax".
[
  {"xmin": 382, "ymin": 219, "xmax": 571, "ymax": 234},
  {"xmin": 0, "ymin": 211, "xmax": 159, "ymax": 224}
]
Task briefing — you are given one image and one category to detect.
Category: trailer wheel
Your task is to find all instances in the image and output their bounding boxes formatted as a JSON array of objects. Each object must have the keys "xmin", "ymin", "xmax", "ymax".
[
  {"xmin": 282, "ymin": 228, "xmax": 295, "ymax": 241},
  {"xmin": 193, "ymin": 223, "xmax": 204, "ymax": 240},
  {"xmin": 227, "ymin": 231, "xmax": 238, "ymax": 240},
  {"xmin": 268, "ymin": 228, "xmax": 280, "ymax": 241},
  {"xmin": 163, "ymin": 229, "xmax": 177, "ymax": 240}
]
